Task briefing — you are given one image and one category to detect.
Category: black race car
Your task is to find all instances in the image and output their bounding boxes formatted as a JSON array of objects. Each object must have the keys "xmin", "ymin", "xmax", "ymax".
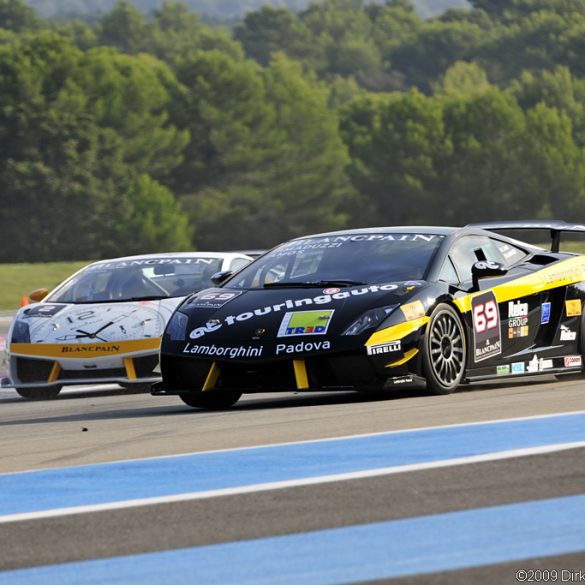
[{"xmin": 153, "ymin": 221, "xmax": 585, "ymax": 409}]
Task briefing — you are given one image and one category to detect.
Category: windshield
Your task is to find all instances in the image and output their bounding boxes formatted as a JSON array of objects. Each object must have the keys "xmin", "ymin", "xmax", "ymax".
[
  {"xmin": 47, "ymin": 257, "xmax": 223, "ymax": 304},
  {"xmin": 228, "ymin": 233, "xmax": 444, "ymax": 289}
]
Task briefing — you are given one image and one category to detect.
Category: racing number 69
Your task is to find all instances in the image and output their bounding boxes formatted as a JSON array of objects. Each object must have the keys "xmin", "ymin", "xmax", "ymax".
[{"xmin": 473, "ymin": 300, "xmax": 498, "ymax": 332}]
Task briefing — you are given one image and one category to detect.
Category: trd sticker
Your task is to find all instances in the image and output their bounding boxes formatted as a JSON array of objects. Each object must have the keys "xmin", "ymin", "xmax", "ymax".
[
  {"xmin": 277, "ymin": 310, "xmax": 334, "ymax": 337},
  {"xmin": 23, "ymin": 305, "xmax": 65, "ymax": 318},
  {"xmin": 189, "ymin": 290, "xmax": 243, "ymax": 309},
  {"xmin": 541, "ymin": 302, "xmax": 551, "ymax": 324},
  {"xmin": 471, "ymin": 290, "xmax": 501, "ymax": 363},
  {"xmin": 565, "ymin": 299, "xmax": 582, "ymax": 317}
]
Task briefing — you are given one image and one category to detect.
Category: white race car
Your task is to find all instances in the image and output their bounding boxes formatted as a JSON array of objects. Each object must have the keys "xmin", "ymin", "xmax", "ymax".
[{"xmin": 6, "ymin": 252, "xmax": 253, "ymax": 399}]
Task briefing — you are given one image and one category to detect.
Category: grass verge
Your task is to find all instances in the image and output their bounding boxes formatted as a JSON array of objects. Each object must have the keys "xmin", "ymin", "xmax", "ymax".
[{"xmin": 0, "ymin": 261, "xmax": 89, "ymax": 310}]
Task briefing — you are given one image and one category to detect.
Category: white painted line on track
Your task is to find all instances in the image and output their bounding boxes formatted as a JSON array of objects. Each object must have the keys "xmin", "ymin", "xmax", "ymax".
[
  {"xmin": 2, "ymin": 441, "xmax": 584, "ymax": 525},
  {"xmin": 3, "ymin": 407, "xmax": 585, "ymax": 477}
]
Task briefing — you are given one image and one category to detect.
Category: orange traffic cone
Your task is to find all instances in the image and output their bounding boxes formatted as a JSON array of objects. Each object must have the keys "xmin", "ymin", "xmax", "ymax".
[{"xmin": 20, "ymin": 295, "xmax": 29, "ymax": 307}]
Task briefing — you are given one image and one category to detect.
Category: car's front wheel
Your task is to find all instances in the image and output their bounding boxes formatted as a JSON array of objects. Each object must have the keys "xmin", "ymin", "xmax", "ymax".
[
  {"xmin": 179, "ymin": 390, "xmax": 242, "ymax": 409},
  {"xmin": 423, "ymin": 303, "xmax": 466, "ymax": 395},
  {"xmin": 15, "ymin": 386, "xmax": 62, "ymax": 400}
]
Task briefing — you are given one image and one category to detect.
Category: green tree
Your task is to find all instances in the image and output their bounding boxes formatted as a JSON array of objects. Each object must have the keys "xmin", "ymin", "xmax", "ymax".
[
  {"xmin": 0, "ymin": 0, "xmax": 40, "ymax": 32},
  {"xmin": 0, "ymin": 32, "xmax": 191, "ymax": 261},
  {"xmin": 174, "ymin": 51, "xmax": 350, "ymax": 248},
  {"xmin": 341, "ymin": 89, "xmax": 448, "ymax": 225}
]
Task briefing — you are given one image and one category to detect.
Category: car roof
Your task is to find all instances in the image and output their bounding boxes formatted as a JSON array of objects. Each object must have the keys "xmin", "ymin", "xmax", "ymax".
[
  {"xmin": 295, "ymin": 226, "xmax": 459, "ymax": 239},
  {"xmin": 88, "ymin": 252, "xmax": 250, "ymax": 266}
]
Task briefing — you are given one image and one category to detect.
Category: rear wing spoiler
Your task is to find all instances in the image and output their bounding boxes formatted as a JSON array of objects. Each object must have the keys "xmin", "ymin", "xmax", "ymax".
[{"xmin": 466, "ymin": 220, "xmax": 585, "ymax": 253}]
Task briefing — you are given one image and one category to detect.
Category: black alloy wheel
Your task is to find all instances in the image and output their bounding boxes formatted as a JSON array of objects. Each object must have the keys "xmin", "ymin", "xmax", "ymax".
[{"xmin": 423, "ymin": 303, "xmax": 466, "ymax": 395}]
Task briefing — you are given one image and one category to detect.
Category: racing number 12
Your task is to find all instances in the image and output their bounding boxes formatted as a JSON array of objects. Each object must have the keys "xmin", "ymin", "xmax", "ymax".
[{"xmin": 473, "ymin": 299, "xmax": 498, "ymax": 332}]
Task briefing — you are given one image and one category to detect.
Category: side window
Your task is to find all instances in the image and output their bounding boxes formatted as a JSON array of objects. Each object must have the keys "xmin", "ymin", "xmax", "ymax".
[
  {"xmin": 449, "ymin": 236, "xmax": 506, "ymax": 283},
  {"xmin": 438, "ymin": 257, "xmax": 459, "ymax": 284},
  {"xmin": 492, "ymin": 239, "xmax": 529, "ymax": 267}
]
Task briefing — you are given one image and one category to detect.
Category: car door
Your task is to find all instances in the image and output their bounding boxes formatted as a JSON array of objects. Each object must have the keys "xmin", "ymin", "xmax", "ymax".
[{"xmin": 446, "ymin": 235, "xmax": 545, "ymax": 372}]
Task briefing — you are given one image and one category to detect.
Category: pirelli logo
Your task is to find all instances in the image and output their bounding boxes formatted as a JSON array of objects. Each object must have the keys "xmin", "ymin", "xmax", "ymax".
[{"xmin": 366, "ymin": 341, "xmax": 401, "ymax": 356}]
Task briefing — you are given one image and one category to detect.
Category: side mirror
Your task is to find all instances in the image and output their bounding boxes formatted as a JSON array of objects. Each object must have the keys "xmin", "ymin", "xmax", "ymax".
[
  {"xmin": 29, "ymin": 288, "xmax": 49, "ymax": 302},
  {"xmin": 471, "ymin": 261, "xmax": 507, "ymax": 291},
  {"xmin": 210, "ymin": 271, "xmax": 233, "ymax": 286}
]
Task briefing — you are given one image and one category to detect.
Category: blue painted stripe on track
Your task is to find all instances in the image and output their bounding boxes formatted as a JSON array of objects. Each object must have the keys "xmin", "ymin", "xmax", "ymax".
[
  {"xmin": 2, "ymin": 494, "xmax": 585, "ymax": 584},
  {"xmin": 2, "ymin": 412, "xmax": 585, "ymax": 517}
]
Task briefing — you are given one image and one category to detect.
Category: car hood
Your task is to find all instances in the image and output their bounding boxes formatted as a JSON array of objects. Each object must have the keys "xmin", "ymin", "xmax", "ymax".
[
  {"xmin": 13, "ymin": 298, "xmax": 184, "ymax": 344},
  {"xmin": 174, "ymin": 282, "xmax": 427, "ymax": 345}
]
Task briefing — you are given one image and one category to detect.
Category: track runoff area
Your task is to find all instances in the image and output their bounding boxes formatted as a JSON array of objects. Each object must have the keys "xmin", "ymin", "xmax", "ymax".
[{"xmin": 1, "ymin": 381, "xmax": 585, "ymax": 584}]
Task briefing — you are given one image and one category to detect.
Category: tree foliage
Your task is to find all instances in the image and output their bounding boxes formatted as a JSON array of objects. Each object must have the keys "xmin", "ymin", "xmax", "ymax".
[{"xmin": 1, "ymin": 0, "xmax": 585, "ymax": 262}]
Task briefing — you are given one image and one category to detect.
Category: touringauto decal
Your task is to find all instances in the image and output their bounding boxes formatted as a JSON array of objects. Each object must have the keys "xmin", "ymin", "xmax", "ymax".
[
  {"xmin": 189, "ymin": 291, "xmax": 243, "ymax": 309},
  {"xmin": 188, "ymin": 284, "xmax": 399, "ymax": 340},
  {"xmin": 471, "ymin": 290, "xmax": 501, "ymax": 363},
  {"xmin": 277, "ymin": 310, "xmax": 334, "ymax": 338},
  {"xmin": 565, "ymin": 299, "xmax": 582, "ymax": 317}
]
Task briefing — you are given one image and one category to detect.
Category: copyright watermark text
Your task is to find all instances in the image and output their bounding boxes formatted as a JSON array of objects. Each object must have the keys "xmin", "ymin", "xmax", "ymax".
[{"xmin": 516, "ymin": 570, "xmax": 585, "ymax": 582}]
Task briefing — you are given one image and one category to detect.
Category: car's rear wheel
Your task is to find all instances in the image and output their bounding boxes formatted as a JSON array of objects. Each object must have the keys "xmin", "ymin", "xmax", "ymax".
[
  {"xmin": 179, "ymin": 391, "xmax": 242, "ymax": 409},
  {"xmin": 15, "ymin": 386, "xmax": 62, "ymax": 400},
  {"xmin": 423, "ymin": 303, "xmax": 466, "ymax": 395}
]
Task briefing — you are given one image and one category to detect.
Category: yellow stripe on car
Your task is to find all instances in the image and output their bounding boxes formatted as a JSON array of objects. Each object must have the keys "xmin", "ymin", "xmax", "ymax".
[
  {"xmin": 10, "ymin": 338, "xmax": 161, "ymax": 359},
  {"xmin": 365, "ymin": 256, "xmax": 585, "ymax": 353},
  {"xmin": 293, "ymin": 360, "xmax": 309, "ymax": 390},
  {"xmin": 123, "ymin": 357, "xmax": 137, "ymax": 381},
  {"xmin": 453, "ymin": 255, "xmax": 585, "ymax": 313},
  {"xmin": 202, "ymin": 362, "xmax": 220, "ymax": 392},
  {"xmin": 366, "ymin": 317, "xmax": 429, "ymax": 346},
  {"xmin": 385, "ymin": 348, "xmax": 419, "ymax": 368}
]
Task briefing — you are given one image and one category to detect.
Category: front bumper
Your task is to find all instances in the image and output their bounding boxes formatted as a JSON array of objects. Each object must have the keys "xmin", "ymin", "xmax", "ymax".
[
  {"xmin": 156, "ymin": 349, "xmax": 420, "ymax": 395},
  {"xmin": 8, "ymin": 353, "xmax": 160, "ymax": 388}
]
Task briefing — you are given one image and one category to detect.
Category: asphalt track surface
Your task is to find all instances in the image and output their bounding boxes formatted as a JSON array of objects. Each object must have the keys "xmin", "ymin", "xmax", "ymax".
[{"xmin": 1, "ymin": 374, "xmax": 585, "ymax": 583}]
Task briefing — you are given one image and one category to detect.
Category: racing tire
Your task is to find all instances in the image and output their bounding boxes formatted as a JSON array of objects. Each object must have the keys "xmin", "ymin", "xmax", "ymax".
[
  {"xmin": 423, "ymin": 303, "xmax": 467, "ymax": 395},
  {"xmin": 179, "ymin": 391, "xmax": 242, "ymax": 409},
  {"xmin": 15, "ymin": 386, "xmax": 62, "ymax": 400}
]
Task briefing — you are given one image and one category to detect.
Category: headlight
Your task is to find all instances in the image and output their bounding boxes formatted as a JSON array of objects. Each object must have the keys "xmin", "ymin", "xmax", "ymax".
[
  {"xmin": 166, "ymin": 311, "xmax": 188, "ymax": 341},
  {"xmin": 342, "ymin": 305, "xmax": 398, "ymax": 336},
  {"xmin": 11, "ymin": 320, "xmax": 30, "ymax": 343}
]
